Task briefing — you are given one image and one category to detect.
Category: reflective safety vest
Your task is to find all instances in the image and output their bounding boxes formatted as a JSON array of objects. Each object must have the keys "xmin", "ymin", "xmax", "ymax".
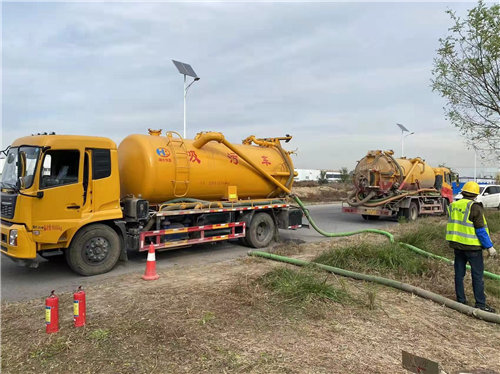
[{"xmin": 446, "ymin": 199, "xmax": 489, "ymax": 247}]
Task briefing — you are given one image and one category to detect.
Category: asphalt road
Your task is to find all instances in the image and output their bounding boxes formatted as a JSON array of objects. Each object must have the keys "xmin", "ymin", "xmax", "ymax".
[{"xmin": 1, "ymin": 203, "xmax": 397, "ymax": 302}]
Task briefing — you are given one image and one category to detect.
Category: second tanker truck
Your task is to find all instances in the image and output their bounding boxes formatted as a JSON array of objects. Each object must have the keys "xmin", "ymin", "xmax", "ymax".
[
  {"xmin": 0, "ymin": 130, "xmax": 302, "ymax": 275},
  {"xmin": 342, "ymin": 150, "xmax": 454, "ymax": 221}
]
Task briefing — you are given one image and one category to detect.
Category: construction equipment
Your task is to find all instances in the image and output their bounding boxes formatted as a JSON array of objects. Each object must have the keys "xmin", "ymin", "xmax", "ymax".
[
  {"xmin": 342, "ymin": 150, "xmax": 454, "ymax": 221},
  {"xmin": 0, "ymin": 130, "xmax": 301, "ymax": 275}
]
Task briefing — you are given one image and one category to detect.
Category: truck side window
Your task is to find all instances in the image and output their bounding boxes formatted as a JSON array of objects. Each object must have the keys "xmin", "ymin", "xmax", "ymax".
[
  {"xmin": 40, "ymin": 150, "xmax": 80, "ymax": 188},
  {"xmin": 445, "ymin": 173, "xmax": 452, "ymax": 184},
  {"xmin": 92, "ymin": 149, "xmax": 111, "ymax": 180}
]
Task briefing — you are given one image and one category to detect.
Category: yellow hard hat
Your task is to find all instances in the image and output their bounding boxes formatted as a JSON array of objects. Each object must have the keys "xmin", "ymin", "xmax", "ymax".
[{"xmin": 462, "ymin": 181, "xmax": 480, "ymax": 195}]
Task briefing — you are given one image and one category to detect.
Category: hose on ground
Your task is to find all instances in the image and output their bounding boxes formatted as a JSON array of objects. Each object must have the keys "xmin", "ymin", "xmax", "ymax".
[
  {"xmin": 248, "ymin": 251, "xmax": 500, "ymax": 324},
  {"xmin": 292, "ymin": 194, "xmax": 500, "ymax": 281},
  {"xmin": 400, "ymin": 243, "xmax": 500, "ymax": 281}
]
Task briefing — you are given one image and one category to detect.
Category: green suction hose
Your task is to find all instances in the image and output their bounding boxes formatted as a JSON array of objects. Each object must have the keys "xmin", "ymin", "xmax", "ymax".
[
  {"xmin": 291, "ymin": 195, "xmax": 395, "ymax": 243},
  {"xmin": 290, "ymin": 194, "xmax": 500, "ymax": 281},
  {"xmin": 400, "ymin": 243, "xmax": 500, "ymax": 281},
  {"xmin": 248, "ymin": 251, "xmax": 500, "ymax": 324}
]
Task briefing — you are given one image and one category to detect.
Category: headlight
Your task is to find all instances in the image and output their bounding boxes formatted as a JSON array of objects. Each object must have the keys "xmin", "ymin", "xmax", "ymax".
[{"xmin": 9, "ymin": 230, "xmax": 18, "ymax": 246}]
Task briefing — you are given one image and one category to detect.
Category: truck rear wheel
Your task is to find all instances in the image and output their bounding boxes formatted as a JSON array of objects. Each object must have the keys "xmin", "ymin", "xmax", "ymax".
[
  {"xmin": 66, "ymin": 224, "xmax": 121, "ymax": 276},
  {"xmin": 403, "ymin": 202, "xmax": 419, "ymax": 222},
  {"xmin": 398, "ymin": 202, "xmax": 419, "ymax": 222},
  {"xmin": 245, "ymin": 212, "xmax": 275, "ymax": 248}
]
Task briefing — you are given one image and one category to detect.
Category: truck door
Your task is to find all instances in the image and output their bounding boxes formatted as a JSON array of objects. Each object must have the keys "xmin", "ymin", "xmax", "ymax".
[
  {"xmin": 31, "ymin": 149, "xmax": 85, "ymax": 244},
  {"xmin": 440, "ymin": 172, "xmax": 453, "ymax": 203}
]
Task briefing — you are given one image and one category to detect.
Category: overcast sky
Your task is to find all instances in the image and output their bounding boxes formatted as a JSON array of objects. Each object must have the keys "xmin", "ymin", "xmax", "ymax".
[{"xmin": 2, "ymin": 1, "xmax": 498, "ymax": 176}]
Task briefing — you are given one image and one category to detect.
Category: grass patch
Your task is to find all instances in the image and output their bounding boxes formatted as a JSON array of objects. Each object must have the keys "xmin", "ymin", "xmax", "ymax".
[
  {"xmin": 88, "ymin": 328, "xmax": 110, "ymax": 342},
  {"xmin": 485, "ymin": 210, "xmax": 500, "ymax": 234},
  {"xmin": 260, "ymin": 267, "xmax": 349, "ymax": 305},
  {"xmin": 30, "ymin": 337, "xmax": 71, "ymax": 360},
  {"xmin": 314, "ymin": 242, "xmax": 432, "ymax": 277},
  {"xmin": 397, "ymin": 219, "xmax": 446, "ymax": 252},
  {"xmin": 199, "ymin": 311, "xmax": 216, "ymax": 325}
]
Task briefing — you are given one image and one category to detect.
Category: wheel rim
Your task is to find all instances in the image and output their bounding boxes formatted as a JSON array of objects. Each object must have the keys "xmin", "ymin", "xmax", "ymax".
[
  {"xmin": 410, "ymin": 206, "xmax": 418, "ymax": 220},
  {"xmin": 83, "ymin": 236, "xmax": 110, "ymax": 264},
  {"xmin": 256, "ymin": 222, "xmax": 270, "ymax": 241}
]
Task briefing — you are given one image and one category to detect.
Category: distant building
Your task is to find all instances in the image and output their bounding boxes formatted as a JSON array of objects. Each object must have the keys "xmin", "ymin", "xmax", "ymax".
[
  {"xmin": 295, "ymin": 169, "xmax": 321, "ymax": 181},
  {"xmin": 452, "ymin": 176, "xmax": 497, "ymax": 195},
  {"xmin": 294, "ymin": 169, "xmax": 342, "ymax": 182},
  {"xmin": 324, "ymin": 171, "xmax": 342, "ymax": 182}
]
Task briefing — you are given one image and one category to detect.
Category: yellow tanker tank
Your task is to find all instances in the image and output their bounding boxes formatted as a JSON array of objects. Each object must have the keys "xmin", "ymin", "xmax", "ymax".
[
  {"xmin": 118, "ymin": 130, "xmax": 295, "ymax": 204},
  {"xmin": 347, "ymin": 150, "xmax": 438, "ymax": 206}
]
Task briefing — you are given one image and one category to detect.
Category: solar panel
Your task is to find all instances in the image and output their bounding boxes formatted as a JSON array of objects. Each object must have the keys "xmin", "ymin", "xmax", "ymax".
[
  {"xmin": 172, "ymin": 60, "xmax": 199, "ymax": 79},
  {"xmin": 396, "ymin": 123, "xmax": 410, "ymax": 132}
]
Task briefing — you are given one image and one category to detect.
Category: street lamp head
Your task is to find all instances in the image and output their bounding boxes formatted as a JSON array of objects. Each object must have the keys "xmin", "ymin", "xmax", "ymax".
[
  {"xmin": 172, "ymin": 60, "xmax": 199, "ymax": 79},
  {"xmin": 396, "ymin": 123, "xmax": 410, "ymax": 132},
  {"xmin": 194, "ymin": 77, "xmax": 200, "ymax": 81}
]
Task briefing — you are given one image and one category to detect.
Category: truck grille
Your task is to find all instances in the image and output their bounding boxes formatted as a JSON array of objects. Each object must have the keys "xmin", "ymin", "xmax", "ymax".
[{"xmin": 1, "ymin": 193, "xmax": 17, "ymax": 219}]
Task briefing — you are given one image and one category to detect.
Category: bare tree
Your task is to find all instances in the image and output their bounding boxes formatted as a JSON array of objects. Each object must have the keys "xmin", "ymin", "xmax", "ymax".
[{"xmin": 432, "ymin": 1, "xmax": 500, "ymax": 160}]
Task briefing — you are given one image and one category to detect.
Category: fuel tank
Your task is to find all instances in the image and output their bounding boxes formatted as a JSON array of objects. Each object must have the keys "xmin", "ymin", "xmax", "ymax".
[
  {"xmin": 352, "ymin": 150, "xmax": 436, "ymax": 196},
  {"xmin": 118, "ymin": 131, "xmax": 295, "ymax": 203}
]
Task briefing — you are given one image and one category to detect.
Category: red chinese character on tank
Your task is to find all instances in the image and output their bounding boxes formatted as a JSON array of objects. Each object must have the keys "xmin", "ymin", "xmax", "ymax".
[
  {"xmin": 261, "ymin": 156, "xmax": 271, "ymax": 166},
  {"xmin": 227, "ymin": 153, "xmax": 239, "ymax": 165},
  {"xmin": 188, "ymin": 150, "xmax": 201, "ymax": 164}
]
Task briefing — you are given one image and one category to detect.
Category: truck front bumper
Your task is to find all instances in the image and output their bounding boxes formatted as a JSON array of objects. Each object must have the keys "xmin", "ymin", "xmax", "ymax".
[{"xmin": 1, "ymin": 221, "xmax": 37, "ymax": 259}]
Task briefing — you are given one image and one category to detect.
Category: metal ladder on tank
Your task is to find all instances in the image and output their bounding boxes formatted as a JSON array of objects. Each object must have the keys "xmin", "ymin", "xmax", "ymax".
[{"xmin": 166, "ymin": 131, "xmax": 190, "ymax": 197}]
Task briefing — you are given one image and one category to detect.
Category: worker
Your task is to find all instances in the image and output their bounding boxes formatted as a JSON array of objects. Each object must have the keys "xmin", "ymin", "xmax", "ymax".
[{"xmin": 446, "ymin": 181, "xmax": 496, "ymax": 313}]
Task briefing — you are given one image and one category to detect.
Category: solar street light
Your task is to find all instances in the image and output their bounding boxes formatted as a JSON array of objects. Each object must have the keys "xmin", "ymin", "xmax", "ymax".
[
  {"xmin": 396, "ymin": 123, "xmax": 414, "ymax": 157},
  {"xmin": 172, "ymin": 60, "xmax": 200, "ymax": 138}
]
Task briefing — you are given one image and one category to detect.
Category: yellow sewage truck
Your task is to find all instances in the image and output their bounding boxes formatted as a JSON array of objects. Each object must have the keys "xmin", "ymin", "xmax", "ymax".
[
  {"xmin": 342, "ymin": 150, "xmax": 454, "ymax": 221},
  {"xmin": 1, "ymin": 130, "xmax": 301, "ymax": 275}
]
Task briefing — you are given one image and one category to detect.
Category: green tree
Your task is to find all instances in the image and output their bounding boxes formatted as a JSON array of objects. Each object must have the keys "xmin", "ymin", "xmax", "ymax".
[
  {"xmin": 431, "ymin": 1, "xmax": 500, "ymax": 159},
  {"xmin": 339, "ymin": 167, "xmax": 351, "ymax": 183},
  {"xmin": 318, "ymin": 170, "xmax": 329, "ymax": 185}
]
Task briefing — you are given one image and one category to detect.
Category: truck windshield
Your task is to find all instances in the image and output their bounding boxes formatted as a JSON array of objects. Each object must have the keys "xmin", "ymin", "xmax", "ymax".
[{"xmin": 1, "ymin": 146, "xmax": 41, "ymax": 190}]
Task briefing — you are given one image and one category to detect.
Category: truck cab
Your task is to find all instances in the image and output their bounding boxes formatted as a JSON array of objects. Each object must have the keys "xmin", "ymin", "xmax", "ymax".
[
  {"xmin": 1, "ymin": 134, "xmax": 123, "ymax": 275},
  {"xmin": 432, "ymin": 167, "xmax": 454, "ymax": 204}
]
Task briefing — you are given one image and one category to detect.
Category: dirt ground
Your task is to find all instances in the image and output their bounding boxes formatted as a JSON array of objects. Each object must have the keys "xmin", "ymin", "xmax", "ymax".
[
  {"xmin": 292, "ymin": 182, "xmax": 351, "ymax": 202},
  {"xmin": 2, "ymin": 233, "xmax": 500, "ymax": 374}
]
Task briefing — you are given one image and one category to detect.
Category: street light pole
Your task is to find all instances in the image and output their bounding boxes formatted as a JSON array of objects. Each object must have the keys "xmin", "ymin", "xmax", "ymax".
[
  {"xmin": 396, "ymin": 123, "xmax": 414, "ymax": 157},
  {"xmin": 183, "ymin": 75, "xmax": 187, "ymax": 139},
  {"xmin": 172, "ymin": 60, "xmax": 200, "ymax": 139},
  {"xmin": 402, "ymin": 132, "xmax": 414, "ymax": 158},
  {"xmin": 474, "ymin": 148, "xmax": 477, "ymax": 182}
]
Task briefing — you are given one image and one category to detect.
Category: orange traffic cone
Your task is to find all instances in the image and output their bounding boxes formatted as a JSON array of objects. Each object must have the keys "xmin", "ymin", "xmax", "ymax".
[{"xmin": 142, "ymin": 244, "xmax": 159, "ymax": 281}]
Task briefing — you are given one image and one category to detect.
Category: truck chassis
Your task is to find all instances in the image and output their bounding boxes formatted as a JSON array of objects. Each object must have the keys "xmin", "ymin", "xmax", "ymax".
[{"xmin": 342, "ymin": 194, "xmax": 449, "ymax": 221}]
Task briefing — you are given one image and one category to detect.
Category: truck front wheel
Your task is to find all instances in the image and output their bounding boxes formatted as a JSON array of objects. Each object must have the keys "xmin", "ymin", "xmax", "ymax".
[
  {"xmin": 66, "ymin": 224, "xmax": 121, "ymax": 276},
  {"xmin": 245, "ymin": 212, "xmax": 275, "ymax": 248}
]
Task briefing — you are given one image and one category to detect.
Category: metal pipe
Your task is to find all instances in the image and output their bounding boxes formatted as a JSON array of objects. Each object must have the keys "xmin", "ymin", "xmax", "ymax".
[
  {"xmin": 192, "ymin": 132, "xmax": 292, "ymax": 195},
  {"xmin": 398, "ymin": 158, "xmax": 423, "ymax": 191}
]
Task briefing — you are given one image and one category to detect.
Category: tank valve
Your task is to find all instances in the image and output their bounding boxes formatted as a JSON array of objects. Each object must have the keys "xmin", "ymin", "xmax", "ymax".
[{"xmin": 148, "ymin": 129, "xmax": 162, "ymax": 136}]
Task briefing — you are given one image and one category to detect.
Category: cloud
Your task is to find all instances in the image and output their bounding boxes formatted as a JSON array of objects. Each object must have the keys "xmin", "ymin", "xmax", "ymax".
[{"xmin": 2, "ymin": 1, "xmax": 494, "ymax": 173}]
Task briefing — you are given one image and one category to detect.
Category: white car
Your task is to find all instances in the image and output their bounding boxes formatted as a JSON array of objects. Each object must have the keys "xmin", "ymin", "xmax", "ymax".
[{"xmin": 454, "ymin": 184, "xmax": 500, "ymax": 209}]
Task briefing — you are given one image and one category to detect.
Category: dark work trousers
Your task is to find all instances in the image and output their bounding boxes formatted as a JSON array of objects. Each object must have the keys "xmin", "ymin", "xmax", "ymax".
[{"xmin": 454, "ymin": 249, "xmax": 486, "ymax": 307}]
